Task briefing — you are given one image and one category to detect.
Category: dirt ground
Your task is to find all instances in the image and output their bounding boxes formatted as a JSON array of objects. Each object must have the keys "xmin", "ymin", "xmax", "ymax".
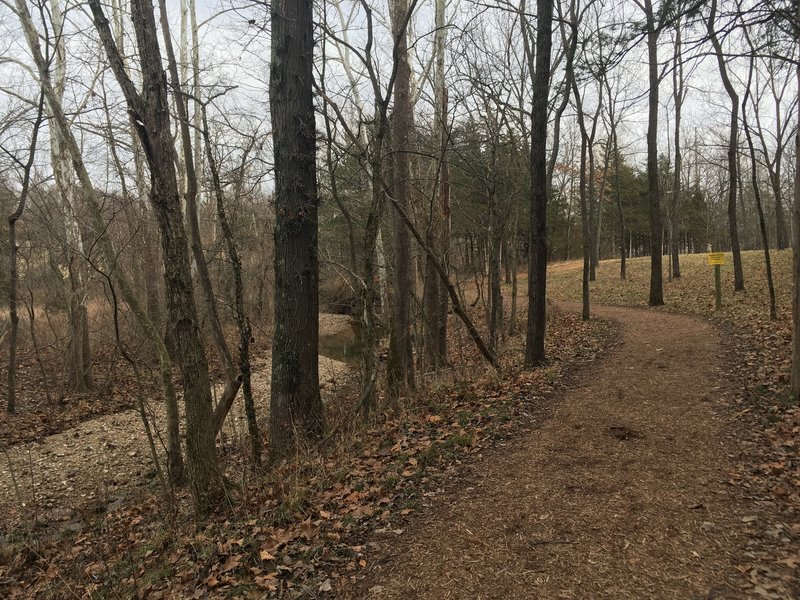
[
  {"xmin": 350, "ymin": 305, "xmax": 755, "ymax": 599},
  {"xmin": 0, "ymin": 316, "xmax": 354, "ymax": 530}
]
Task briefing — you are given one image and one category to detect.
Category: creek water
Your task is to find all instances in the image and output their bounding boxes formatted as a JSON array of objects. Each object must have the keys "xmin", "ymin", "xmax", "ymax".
[{"xmin": 319, "ymin": 322, "xmax": 363, "ymax": 365}]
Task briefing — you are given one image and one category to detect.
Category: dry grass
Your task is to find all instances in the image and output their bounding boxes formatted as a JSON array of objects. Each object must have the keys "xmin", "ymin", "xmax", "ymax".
[{"xmin": 547, "ymin": 249, "xmax": 793, "ymax": 322}]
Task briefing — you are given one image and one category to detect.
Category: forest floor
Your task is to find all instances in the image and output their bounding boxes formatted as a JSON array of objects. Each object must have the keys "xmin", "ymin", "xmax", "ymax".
[
  {"xmin": 1, "ymin": 251, "xmax": 797, "ymax": 598},
  {"xmin": 353, "ymin": 304, "xmax": 766, "ymax": 598},
  {"xmin": 350, "ymin": 251, "xmax": 798, "ymax": 599},
  {"xmin": 0, "ymin": 352, "xmax": 350, "ymax": 530}
]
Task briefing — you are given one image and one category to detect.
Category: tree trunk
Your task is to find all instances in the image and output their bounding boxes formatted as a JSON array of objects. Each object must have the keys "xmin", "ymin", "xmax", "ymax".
[
  {"xmin": 644, "ymin": 0, "xmax": 664, "ymax": 306},
  {"xmin": 525, "ymin": 0, "xmax": 553, "ymax": 365},
  {"xmin": 21, "ymin": 0, "xmax": 185, "ymax": 487},
  {"xmin": 387, "ymin": 0, "xmax": 415, "ymax": 394},
  {"xmin": 614, "ymin": 132, "xmax": 626, "ymax": 280},
  {"xmin": 708, "ymin": 0, "xmax": 744, "ymax": 291},
  {"xmin": 437, "ymin": 92, "xmax": 451, "ymax": 365},
  {"xmin": 791, "ymin": 50, "xmax": 800, "ymax": 400},
  {"xmin": 202, "ymin": 108, "xmax": 262, "ymax": 465},
  {"xmin": 49, "ymin": 0, "xmax": 92, "ymax": 393},
  {"xmin": 387, "ymin": 193, "xmax": 498, "ymax": 370},
  {"xmin": 269, "ymin": 0, "xmax": 325, "ymax": 456},
  {"xmin": 742, "ymin": 60, "xmax": 777, "ymax": 320},
  {"xmin": 774, "ymin": 172, "xmax": 789, "ymax": 250},
  {"xmin": 7, "ymin": 94, "xmax": 44, "ymax": 414},
  {"xmin": 509, "ymin": 212, "xmax": 519, "ymax": 335},
  {"xmin": 671, "ymin": 21, "xmax": 684, "ymax": 279},
  {"xmin": 423, "ymin": 37, "xmax": 448, "ymax": 369},
  {"xmin": 156, "ymin": 0, "xmax": 242, "ymax": 430},
  {"xmin": 489, "ymin": 194, "xmax": 503, "ymax": 352},
  {"xmin": 91, "ymin": 0, "xmax": 223, "ymax": 514}
]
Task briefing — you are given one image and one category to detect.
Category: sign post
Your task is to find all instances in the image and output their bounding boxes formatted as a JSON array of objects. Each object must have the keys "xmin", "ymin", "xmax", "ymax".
[{"xmin": 707, "ymin": 252, "xmax": 725, "ymax": 310}]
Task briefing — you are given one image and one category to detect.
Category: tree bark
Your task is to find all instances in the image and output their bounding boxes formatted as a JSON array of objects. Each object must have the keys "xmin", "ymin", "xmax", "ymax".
[
  {"xmin": 671, "ymin": 20, "xmax": 684, "ymax": 280},
  {"xmin": 644, "ymin": 0, "xmax": 664, "ymax": 306},
  {"xmin": 423, "ymin": 2, "xmax": 448, "ymax": 369},
  {"xmin": 613, "ymin": 131, "xmax": 626, "ymax": 279},
  {"xmin": 488, "ymin": 191, "xmax": 503, "ymax": 351},
  {"xmin": 708, "ymin": 0, "xmax": 744, "ymax": 291},
  {"xmin": 742, "ymin": 59, "xmax": 777, "ymax": 320},
  {"xmin": 155, "ymin": 0, "xmax": 242, "ymax": 430},
  {"xmin": 269, "ymin": 0, "xmax": 325, "ymax": 459},
  {"xmin": 525, "ymin": 0, "xmax": 554, "ymax": 365},
  {"xmin": 387, "ymin": 0, "xmax": 416, "ymax": 394},
  {"xmin": 791, "ymin": 43, "xmax": 800, "ymax": 400},
  {"xmin": 90, "ymin": 0, "xmax": 222, "ymax": 513},
  {"xmin": 525, "ymin": 0, "xmax": 553, "ymax": 368},
  {"xmin": 49, "ymin": 0, "xmax": 93, "ymax": 393}
]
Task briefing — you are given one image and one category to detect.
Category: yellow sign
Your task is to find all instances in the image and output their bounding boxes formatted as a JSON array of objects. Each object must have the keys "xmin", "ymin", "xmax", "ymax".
[{"xmin": 708, "ymin": 252, "xmax": 725, "ymax": 266}]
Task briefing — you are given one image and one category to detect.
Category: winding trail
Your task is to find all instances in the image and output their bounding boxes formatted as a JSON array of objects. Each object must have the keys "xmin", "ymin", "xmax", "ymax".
[{"xmin": 353, "ymin": 305, "xmax": 746, "ymax": 599}]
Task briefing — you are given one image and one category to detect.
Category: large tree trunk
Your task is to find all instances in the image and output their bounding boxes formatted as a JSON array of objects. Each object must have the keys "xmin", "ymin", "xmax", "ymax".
[
  {"xmin": 644, "ymin": 0, "xmax": 664, "ymax": 306},
  {"xmin": 579, "ymin": 134, "xmax": 590, "ymax": 320},
  {"xmin": 387, "ymin": 0, "xmax": 415, "ymax": 394},
  {"xmin": 791, "ymin": 48, "xmax": 800, "ymax": 400},
  {"xmin": 525, "ymin": 0, "xmax": 553, "ymax": 365},
  {"xmin": 156, "ymin": 0, "xmax": 242, "ymax": 430},
  {"xmin": 708, "ymin": 0, "xmax": 744, "ymax": 291},
  {"xmin": 269, "ymin": 0, "xmax": 325, "ymax": 458},
  {"xmin": 423, "ymin": 2, "xmax": 448, "ymax": 369}
]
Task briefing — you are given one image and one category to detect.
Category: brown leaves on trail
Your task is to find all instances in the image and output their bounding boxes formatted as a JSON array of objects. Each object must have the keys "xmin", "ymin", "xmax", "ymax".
[
  {"xmin": 0, "ymin": 311, "xmax": 610, "ymax": 598},
  {"xmin": 549, "ymin": 250, "xmax": 800, "ymax": 596}
]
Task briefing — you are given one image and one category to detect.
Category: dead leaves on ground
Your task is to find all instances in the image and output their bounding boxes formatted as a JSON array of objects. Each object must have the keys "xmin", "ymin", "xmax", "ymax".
[
  {"xmin": 0, "ymin": 312, "xmax": 610, "ymax": 598},
  {"xmin": 549, "ymin": 250, "xmax": 799, "ymax": 597}
]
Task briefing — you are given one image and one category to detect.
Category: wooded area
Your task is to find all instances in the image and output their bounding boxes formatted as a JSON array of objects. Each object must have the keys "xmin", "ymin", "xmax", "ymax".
[{"xmin": 0, "ymin": 0, "xmax": 797, "ymax": 597}]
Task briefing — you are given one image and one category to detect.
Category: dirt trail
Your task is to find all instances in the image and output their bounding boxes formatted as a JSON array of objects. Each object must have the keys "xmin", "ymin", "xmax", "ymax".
[{"xmin": 353, "ymin": 306, "xmax": 747, "ymax": 599}]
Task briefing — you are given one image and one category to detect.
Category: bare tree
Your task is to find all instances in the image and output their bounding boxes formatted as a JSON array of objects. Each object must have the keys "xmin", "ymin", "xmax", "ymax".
[
  {"xmin": 422, "ymin": 0, "xmax": 449, "ymax": 369},
  {"xmin": 670, "ymin": 16, "xmax": 687, "ymax": 279},
  {"xmin": 751, "ymin": 53, "xmax": 796, "ymax": 251},
  {"xmin": 49, "ymin": 0, "xmax": 93, "ymax": 393},
  {"xmin": 387, "ymin": 0, "xmax": 416, "ymax": 395},
  {"xmin": 708, "ymin": 0, "xmax": 744, "ymax": 291},
  {"xmin": 636, "ymin": 0, "xmax": 664, "ymax": 306},
  {"xmin": 525, "ymin": 0, "xmax": 554, "ymax": 365},
  {"xmin": 5, "ymin": 91, "xmax": 44, "ymax": 413},
  {"xmin": 791, "ymin": 2, "xmax": 800, "ymax": 401},
  {"xmin": 90, "ymin": 0, "xmax": 223, "ymax": 513},
  {"xmin": 742, "ymin": 55, "xmax": 777, "ymax": 319},
  {"xmin": 269, "ymin": 0, "xmax": 325, "ymax": 459},
  {"xmin": 14, "ymin": 0, "xmax": 186, "ymax": 486}
]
